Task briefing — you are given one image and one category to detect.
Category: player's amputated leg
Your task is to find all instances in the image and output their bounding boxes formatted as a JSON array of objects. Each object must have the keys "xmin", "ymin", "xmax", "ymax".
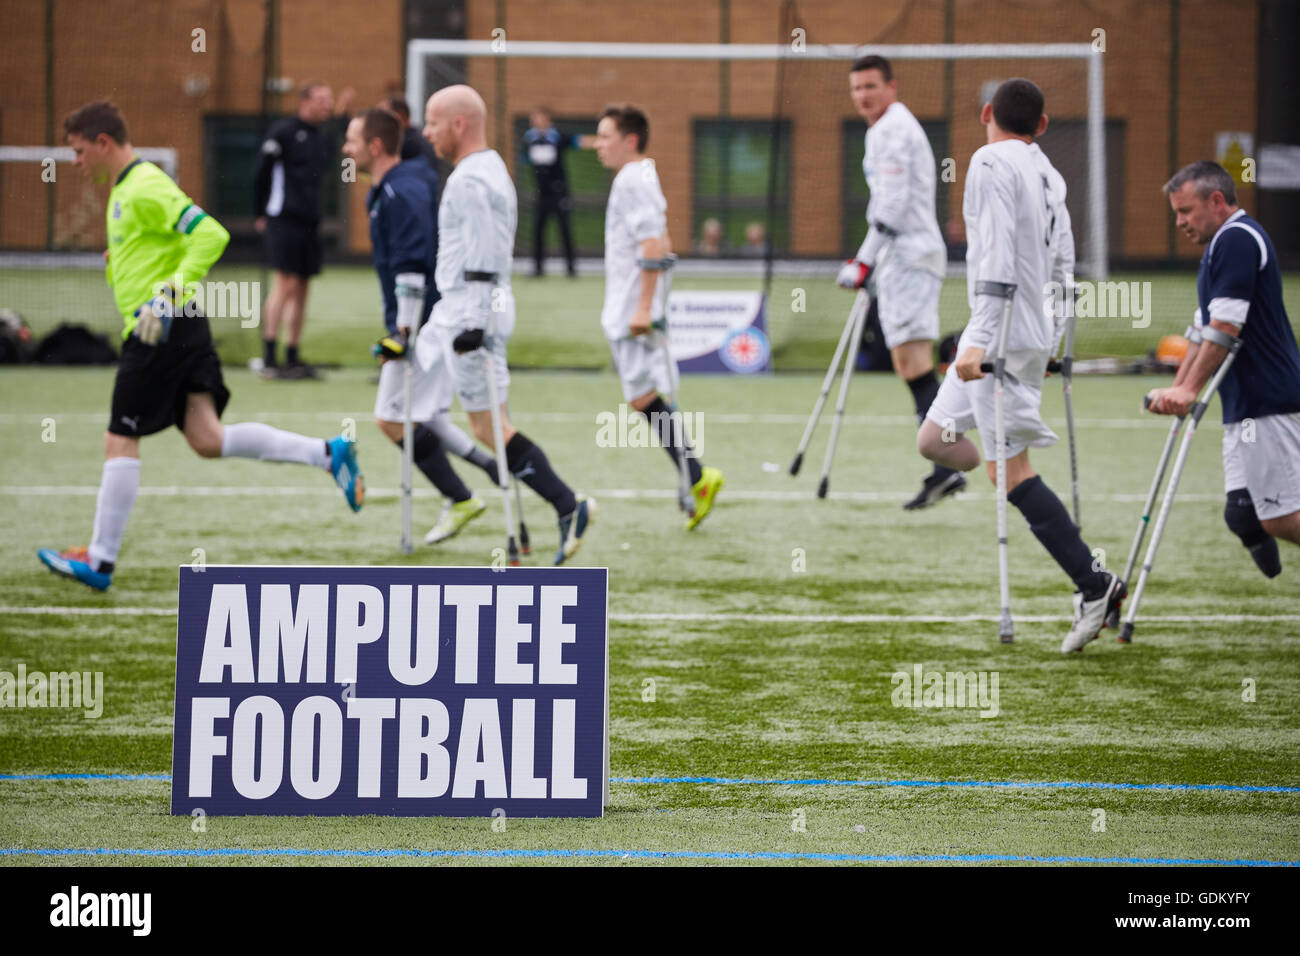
[
  {"xmin": 1224, "ymin": 489, "xmax": 1282, "ymax": 578},
  {"xmin": 901, "ymin": 363, "xmax": 965, "ymax": 510}
]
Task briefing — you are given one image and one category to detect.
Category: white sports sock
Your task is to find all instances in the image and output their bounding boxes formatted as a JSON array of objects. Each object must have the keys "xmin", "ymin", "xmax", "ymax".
[
  {"xmin": 88, "ymin": 457, "xmax": 141, "ymax": 570},
  {"xmin": 425, "ymin": 412, "xmax": 476, "ymax": 459},
  {"xmin": 221, "ymin": 422, "xmax": 329, "ymax": 469}
]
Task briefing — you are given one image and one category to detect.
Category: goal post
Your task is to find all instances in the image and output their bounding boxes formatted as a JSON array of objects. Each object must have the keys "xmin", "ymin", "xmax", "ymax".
[{"xmin": 404, "ymin": 38, "xmax": 1107, "ymax": 278}]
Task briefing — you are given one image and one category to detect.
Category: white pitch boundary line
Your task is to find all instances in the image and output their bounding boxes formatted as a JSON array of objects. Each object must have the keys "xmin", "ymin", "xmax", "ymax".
[
  {"xmin": 0, "ymin": 486, "xmax": 1226, "ymax": 503},
  {"xmin": 0, "ymin": 411, "xmax": 1204, "ymax": 430},
  {"xmin": 3, "ymin": 606, "xmax": 1297, "ymax": 624}
]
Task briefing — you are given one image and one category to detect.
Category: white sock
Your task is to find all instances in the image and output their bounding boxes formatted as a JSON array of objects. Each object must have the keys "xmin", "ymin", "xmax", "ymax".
[
  {"xmin": 425, "ymin": 413, "xmax": 476, "ymax": 459},
  {"xmin": 88, "ymin": 457, "xmax": 141, "ymax": 570},
  {"xmin": 221, "ymin": 422, "xmax": 329, "ymax": 469}
]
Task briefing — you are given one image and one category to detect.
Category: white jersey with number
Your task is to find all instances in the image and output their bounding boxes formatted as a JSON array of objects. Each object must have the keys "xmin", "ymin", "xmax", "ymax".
[
  {"xmin": 960, "ymin": 138, "xmax": 1074, "ymax": 375},
  {"xmin": 855, "ymin": 101, "xmax": 946, "ymax": 276},
  {"xmin": 433, "ymin": 148, "xmax": 516, "ymax": 331},
  {"xmin": 601, "ymin": 158, "xmax": 668, "ymax": 341}
]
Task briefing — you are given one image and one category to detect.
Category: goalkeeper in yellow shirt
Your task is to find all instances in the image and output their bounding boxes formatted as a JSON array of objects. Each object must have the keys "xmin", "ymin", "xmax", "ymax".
[{"xmin": 37, "ymin": 101, "xmax": 364, "ymax": 592}]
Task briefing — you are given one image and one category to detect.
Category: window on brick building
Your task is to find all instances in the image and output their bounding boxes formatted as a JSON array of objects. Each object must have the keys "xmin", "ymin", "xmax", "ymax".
[{"xmin": 692, "ymin": 120, "xmax": 790, "ymax": 256}]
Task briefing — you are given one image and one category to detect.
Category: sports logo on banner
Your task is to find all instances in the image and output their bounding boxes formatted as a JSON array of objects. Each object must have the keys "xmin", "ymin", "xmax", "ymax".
[
  {"xmin": 666, "ymin": 290, "xmax": 772, "ymax": 374},
  {"xmin": 171, "ymin": 566, "xmax": 609, "ymax": 817}
]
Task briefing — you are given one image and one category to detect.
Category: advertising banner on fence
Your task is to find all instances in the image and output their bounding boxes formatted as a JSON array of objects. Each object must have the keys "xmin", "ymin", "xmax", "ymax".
[
  {"xmin": 667, "ymin": 290, "xmax": 772, "ymax": 374},
  {"xmin": 171, "ymin": 565, "xmax": 609, "ymax": 818}
]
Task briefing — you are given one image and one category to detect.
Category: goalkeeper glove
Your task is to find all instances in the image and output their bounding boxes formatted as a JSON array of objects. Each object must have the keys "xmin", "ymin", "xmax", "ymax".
[
  {"xmin": 371, "ymin": 332, "xmax": 408, "ymax": 361},
  {"xmin": 133, "ymin": 288, "xmax": 177, "ymax": 345},
  {"xmin": 836, "ymin": 260, "xmax": 871, "ymax": 290},
  {"xmin": 452, "ymin": 328, "xmax": 485, "ymax": 354}
]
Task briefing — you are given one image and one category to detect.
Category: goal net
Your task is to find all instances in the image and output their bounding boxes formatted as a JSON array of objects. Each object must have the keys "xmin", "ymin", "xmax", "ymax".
[{"xmin": 406, "ymin": 31, "xmax": 1105, "ymax": 367}]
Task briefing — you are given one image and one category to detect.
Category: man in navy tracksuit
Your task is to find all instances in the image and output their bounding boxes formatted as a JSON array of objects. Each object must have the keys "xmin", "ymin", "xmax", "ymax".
[
  {"xmin": 342, "ymin": 108, "xmax": 499, "ymax": 545},
  {"xmin": 521, "ymin": 107, "xmax": 592, "ymax": 277}
]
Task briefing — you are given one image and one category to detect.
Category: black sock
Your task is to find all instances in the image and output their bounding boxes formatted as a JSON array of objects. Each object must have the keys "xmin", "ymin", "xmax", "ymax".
[
  {"xmin": 642, "ymin": 396, "xmax": 703, "ymax": 485},
  {"xmin": 263, "ymin": 339, "xmax": 277, "ymax": 367},
  {"xmin": 1225, "ymin": 488, "xmax": 1282, "ymax": 578},
  {"xmin": 286, "ymin": 344, "xmax": 300, "ymax": 366},
  {"xmin": 1008, "ymin": 475, "xmax": 1108, "ymax": 596},
  {"xmin": 400, "ymin": 426, "xmax": 471, "ymax": 503},
  {"xmin": 906, "ymin": 369, "xmax": 940, "ymax": 420},
  {"xmin": 906, "ymin": 370, "xmax": 955, "ymax": 483},
  {"xmin": 506, "ymin": 432, "xmax": 577, "ymax": 516},
  {"xmin": 463, "ymin": 444, "xmax": 500, "ymax": 485}
]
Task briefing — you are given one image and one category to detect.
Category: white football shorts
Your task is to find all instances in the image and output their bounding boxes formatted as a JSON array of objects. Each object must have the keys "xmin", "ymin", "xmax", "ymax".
[
  {"xmin": 926, "ymin": 365, "xmax": 1058, "ymax": 461},
  {"xmin": 1222, "ymin": 411, "xmax": 1300, "ymax": 520}
]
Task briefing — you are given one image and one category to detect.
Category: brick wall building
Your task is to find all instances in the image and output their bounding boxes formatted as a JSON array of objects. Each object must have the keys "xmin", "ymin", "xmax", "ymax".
[{"xmin": 0, "ymin": 0, "xmax": 1271, "ymax": 265}]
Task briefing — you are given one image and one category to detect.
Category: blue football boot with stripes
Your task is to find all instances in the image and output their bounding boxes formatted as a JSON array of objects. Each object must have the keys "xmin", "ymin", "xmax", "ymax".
[
  {"xmin": 37, "ymin": 546, "xmax": 113, "ymax": 592},
  {"xmin": 328, "ymin": 435, "xmax": 365, "ymax": 512}
]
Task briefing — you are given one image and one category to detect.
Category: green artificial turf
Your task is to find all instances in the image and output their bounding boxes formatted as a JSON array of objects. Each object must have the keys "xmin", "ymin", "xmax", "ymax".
[
  {"xmin": 1, "ymin": 366, "xmax": 1297, "ymax": 866},
  {"xmin": 6, "ymin": 264, "xmax": 1297, "ymax": 371}
]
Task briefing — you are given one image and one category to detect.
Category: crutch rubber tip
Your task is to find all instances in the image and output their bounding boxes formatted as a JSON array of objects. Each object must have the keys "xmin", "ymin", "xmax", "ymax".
[
  {"xmin": 999, "ymin": 633, "xmax": 1014, "ymax": 644},
  {"xmin": 816, "ymin": 477, "xmax": 829, "ymax": 499},
  {"xmin": 789, "ymin": 452, "xmax": 804, "ymax": 476},
  {"xmin": 1117, "ymin": 622, "xmax": 1134, "ymax": 644}
]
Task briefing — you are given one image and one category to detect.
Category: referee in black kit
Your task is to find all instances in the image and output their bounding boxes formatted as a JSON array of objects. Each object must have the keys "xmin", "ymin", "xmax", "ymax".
[{"xmin": 253, "ymin": 82, "xmax": 354, "ymax": 379}]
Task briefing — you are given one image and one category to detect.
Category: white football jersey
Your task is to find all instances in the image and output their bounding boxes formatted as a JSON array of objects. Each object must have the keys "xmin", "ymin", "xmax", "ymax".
[
  {"xmin": 961, "ymin": 138, "xmax": 1074, "ymax": 367},
  {"xmin": 856, "ymin": 101, "xmax": 946, "ymax": 276},
  {"xmin": 434, "ymin": 149, "xmax": 516, "ymax": 329},
  {"xmin": 601, "ymin": 158, "xmax": 668, "ymax": 340}
]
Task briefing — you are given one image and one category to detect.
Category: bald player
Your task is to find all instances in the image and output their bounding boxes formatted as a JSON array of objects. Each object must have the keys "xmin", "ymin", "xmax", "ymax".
[{"xmin": 423, "ymin": 86, "xmax": 595, "ymax": 564}]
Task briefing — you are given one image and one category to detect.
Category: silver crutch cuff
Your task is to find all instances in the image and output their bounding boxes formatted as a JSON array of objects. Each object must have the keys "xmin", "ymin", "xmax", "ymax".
[
  {"xmin": 975, "ymin": 280, "xmax": 1017, "ymax": 299},
  {"xmin": 1199, "ymin": 325, "xmax": 1237, "ymax": 350}
]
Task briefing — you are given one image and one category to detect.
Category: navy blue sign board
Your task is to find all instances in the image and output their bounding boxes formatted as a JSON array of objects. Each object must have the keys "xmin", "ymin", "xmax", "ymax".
[{"xmin": 170, "ymin": 566, "xmax": 609, "ymax": 817}]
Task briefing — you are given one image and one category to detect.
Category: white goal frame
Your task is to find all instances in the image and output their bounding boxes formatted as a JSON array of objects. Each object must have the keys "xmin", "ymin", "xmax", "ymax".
[
  {"xmin": 405, "ymin": 40, "xmax": 1107, "ymax": 278},
  {"xmin": 0, "ymin": 146, "xmax": 179, "ymax": 178}
]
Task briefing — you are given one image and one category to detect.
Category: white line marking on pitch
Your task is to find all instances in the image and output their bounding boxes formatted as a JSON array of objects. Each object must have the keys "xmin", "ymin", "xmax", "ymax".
[
  {"xmin": 0, "ymin": 411, "xmax": 1203, "ymax": 430},
  {"xmin": 3, "ymin": 606, "xmax": 1297, "ymax": 624},
  {"xmin": 0, "ymin": 486, "xmax": 1224, "ymax": 503}
]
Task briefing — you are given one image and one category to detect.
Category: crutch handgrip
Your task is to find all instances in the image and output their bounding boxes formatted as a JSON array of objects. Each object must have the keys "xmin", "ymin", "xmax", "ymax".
[
  {"xmin": 979, "ymin": 362, "xmax": 994, "ymax": 373},
  {"xmin": 1142, "ymin": 394, "xmax": 1153, "ymax": 411}
]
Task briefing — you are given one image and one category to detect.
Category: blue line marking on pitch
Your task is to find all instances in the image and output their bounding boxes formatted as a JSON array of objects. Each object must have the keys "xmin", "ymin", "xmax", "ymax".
[
  {"xmin": 0, "ymin": 847, "xmax": 1295, "ymax": 866},
  {"xmin": 613, "ymin": 776, "xmax": 1300, "ymax": 793},
  {"xmin": 3, "ymin": 772, "xmax": 1298, "ymax": 792}
]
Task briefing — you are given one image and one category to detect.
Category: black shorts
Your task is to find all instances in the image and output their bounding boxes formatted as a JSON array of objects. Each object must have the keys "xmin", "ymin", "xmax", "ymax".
[
  {"xmin": 266, "ymin": 217, "xmax": 323, "ymax": 277},
  {"xmin": 108, "ymin": 312, "xmax": 230, "ymax": 438}
]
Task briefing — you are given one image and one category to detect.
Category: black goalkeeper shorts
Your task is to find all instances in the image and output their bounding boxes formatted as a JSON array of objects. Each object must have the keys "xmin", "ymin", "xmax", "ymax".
[
  {"xmin": 108, "ymin": 311, "xmax": 230, "ymax": 438},
  {"xmin": 266, "ymin": 216, "xmax": 323, "ymax": 278}
]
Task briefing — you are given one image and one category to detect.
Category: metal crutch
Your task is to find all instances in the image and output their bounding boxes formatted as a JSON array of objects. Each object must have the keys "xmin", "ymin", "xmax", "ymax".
[
  {"xmin": 1118, "ymin": 332, "xmax": 1242, "ymax": 644},
  {"xmin": 977, "ymin": 281, "xmax": 1019, "ymax": 643}
]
